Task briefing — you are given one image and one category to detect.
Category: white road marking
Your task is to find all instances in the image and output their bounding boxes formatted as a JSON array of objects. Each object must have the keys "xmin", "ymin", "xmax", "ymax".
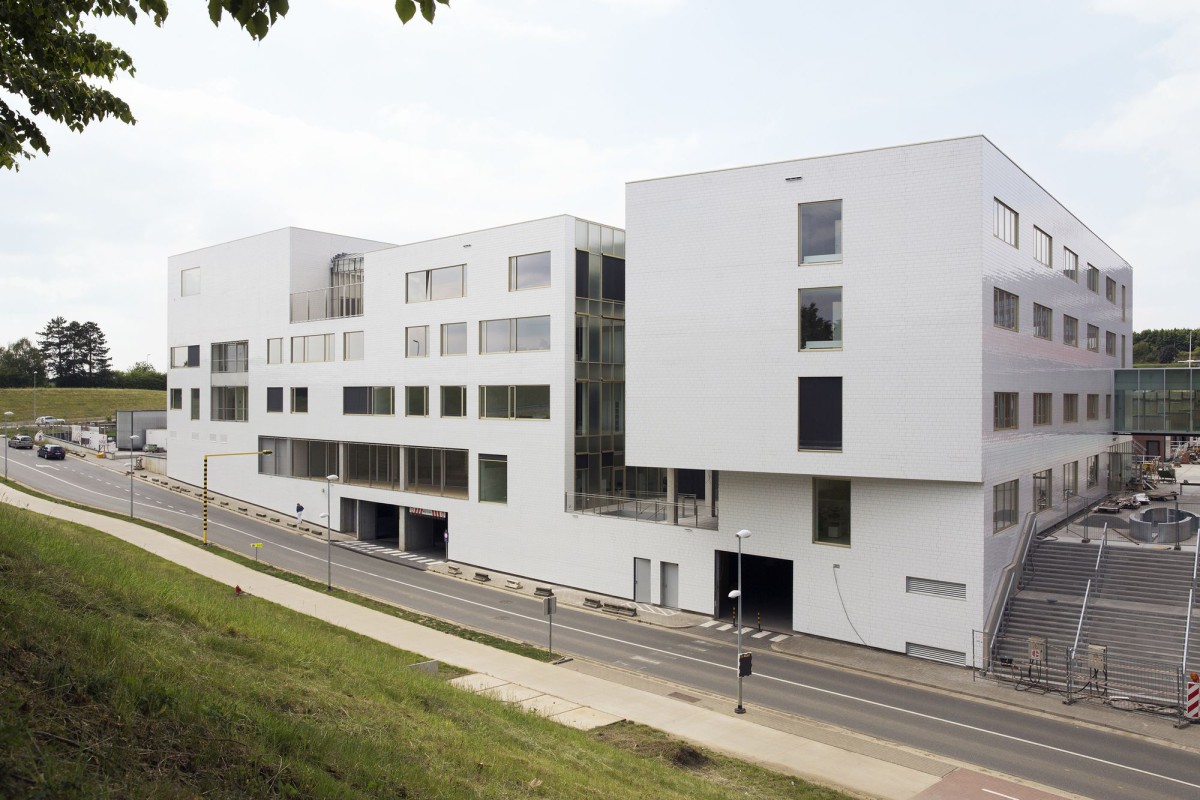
[
  {"xmin": 752, "ymin": 631, "xmax": 772, "ymax": 639},
  {"xmin": 716, "ymin": 623, "xmax": 733, "ymax": 631},
  {"xmin": 699, "ymin": 620, "xmax": 719, "ymax": 628},
  {"xmin": 981, "ymin": 790, "xmax": 1022, "ymax": 800},
  {"xmin": 770, "ymin": 634, "xmax": 789, "ymax": 642}
]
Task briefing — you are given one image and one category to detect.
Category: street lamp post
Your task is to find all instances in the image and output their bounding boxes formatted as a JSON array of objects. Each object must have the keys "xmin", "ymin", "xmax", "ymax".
[
  {"xmin": 128, "ymin": 434, "xmax": 140, "ymax": 517},
  {"xmin": 324, "ymin": 474, "xmax": 339, "ymax": 590},
  {"xmin": 3, "ymin": 410, "xmax": 13, "ymax": 481},
  {"xmin": 730, "ymin": 528, "xmax": 751, "ymax": 713},
  {"xmin": 202, "ymin": 449, "xmax": 272, "ymax": 545}
]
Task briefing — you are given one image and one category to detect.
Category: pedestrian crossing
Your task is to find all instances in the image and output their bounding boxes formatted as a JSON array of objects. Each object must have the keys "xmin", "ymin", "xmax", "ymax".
[
  {"xmin": 335, "ymin": 540, "xmax": 444, "ymax": 567},
  {"xmin": 699, "ymin": 619, "xmax": 789, "ymax": 642}
]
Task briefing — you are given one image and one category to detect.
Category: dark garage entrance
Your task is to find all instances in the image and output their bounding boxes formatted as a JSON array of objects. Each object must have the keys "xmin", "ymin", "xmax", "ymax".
[
  {"xmin": 714, "ymin": 551, "xmax": 793, "ymax": 633},
  {"xmin": 404, "ymin": 507, "xmax": 447, "ymax": 555}
]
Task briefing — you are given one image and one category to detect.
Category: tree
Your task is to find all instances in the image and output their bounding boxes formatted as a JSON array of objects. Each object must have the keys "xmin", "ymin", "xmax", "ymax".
[
  {"xmin": 1157, "ymin": 344, "xmax": 1179, "ymax": 365},
  {"xmin": 117, "ymin": 359, "xmax": 166, "ymax": 389},
  {"xmin": 37, "ymin": 316, "xmax": 71, "ymax": 380},
  {"xmin": 75, "ymin": 320, "xmax": 113, "ymax": 384},
  {"xmin": 0, "ymin": 337, "xmax": 46, "ymax": 387},
  {"xmin": 0, "ymin": 0, "xmax": 449, "ymax": 170}
]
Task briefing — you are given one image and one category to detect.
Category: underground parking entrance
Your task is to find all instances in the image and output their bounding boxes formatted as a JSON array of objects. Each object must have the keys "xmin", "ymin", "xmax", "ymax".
[
  {"xmin": 714, "ymin": 550, "xmax": 793, "ymax": 633},
  {"xmin": 340, "ymin": 499, "xmax": 449, "ymax": 559}
]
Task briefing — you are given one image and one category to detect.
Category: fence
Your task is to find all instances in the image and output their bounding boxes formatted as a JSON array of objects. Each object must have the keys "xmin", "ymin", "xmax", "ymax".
[{"xmin": 565, "ymin": 491, "xmax": 717, "ymax": 529}]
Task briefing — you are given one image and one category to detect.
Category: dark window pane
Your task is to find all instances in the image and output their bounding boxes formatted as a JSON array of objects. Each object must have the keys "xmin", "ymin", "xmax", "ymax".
[
  {"xmin": 798, "ymin": 377, "xmax": 842, "ymax": 450},
  {"xmin": 800, "ymin": 200, "xmax": 843, "ymax": 263},
  {"xmin": 343, "ymin": 386, "xmax": 370, "ymax": 415},
  {"xmin": 602, "ymin": 255, "xmax": 625, "ymax": 302},
  {"xmin": 576, "ymin": 249, "xmax": 590, "ymax": 299},
  {"xmin": 266, "ymin": 387, "xmax": 283, "ymax": 413}
]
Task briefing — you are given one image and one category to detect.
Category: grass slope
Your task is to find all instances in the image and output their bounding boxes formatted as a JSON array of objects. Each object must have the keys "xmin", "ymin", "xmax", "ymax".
[
  {"xmin": 0, "ymin": 504, "xmax": 847, "ymax": 799},
  {"xmin": 0, "ymin": 387, "xmax": 165, "ymax": 427}
]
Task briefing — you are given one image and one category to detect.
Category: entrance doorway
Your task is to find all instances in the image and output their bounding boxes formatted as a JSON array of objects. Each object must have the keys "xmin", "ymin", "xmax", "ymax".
[
  {"xmin": 714, "ymin": 550, "xmax": 793, "ymax": 632},
  {"xmin": 404, "ymin": 507, "xmax": 448, "ymax": 555}
]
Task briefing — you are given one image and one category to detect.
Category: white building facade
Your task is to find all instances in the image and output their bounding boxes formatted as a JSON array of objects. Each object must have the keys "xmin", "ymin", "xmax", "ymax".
[{"xmin": 167, "ymin": 137, "xmax": 1133, "ymax": 664}]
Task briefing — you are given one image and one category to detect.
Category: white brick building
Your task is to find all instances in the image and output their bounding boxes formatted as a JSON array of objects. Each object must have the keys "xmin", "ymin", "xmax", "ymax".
[{"xmin": 167, "ymin": 136, "xmax": 1133, "ymax": 664}]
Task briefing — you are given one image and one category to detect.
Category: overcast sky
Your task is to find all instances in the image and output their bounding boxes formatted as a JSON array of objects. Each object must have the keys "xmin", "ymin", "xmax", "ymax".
[{"xmin": 2, "ymin": 0, "xmax": 1197, "ymax": 370}]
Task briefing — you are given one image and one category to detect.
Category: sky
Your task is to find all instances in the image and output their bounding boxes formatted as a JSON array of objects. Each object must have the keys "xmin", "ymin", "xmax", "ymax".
[{"xmin": 2, "ymin": 0, "xmax": 1198, "ymax": 370}]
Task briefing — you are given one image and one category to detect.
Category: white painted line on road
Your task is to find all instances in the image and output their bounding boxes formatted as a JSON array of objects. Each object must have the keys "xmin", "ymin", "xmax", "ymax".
[
  {"xmin": 715, "ymin": 623, "xmax": 733, "ymax": 631},
  {"xmin": 739, "ymin": 627, "xmax": 754, "ymax": 634},
  {"xmin": 770, "ymin": 634, "xmax": 788, "ymax": 642},
  {"xmin": 752, "ymin": 631, "xmax": 771, "ymax": 639},
  {"xmin": 699, "ymin": 620, "xmax": 719, "ymax": 628},
  {"xmin": 629, "ymin": 655, "xmax": 661, "ymax": 665},
  {"xmin": 981, "ymin": 790, "xmax": 1021, "ymax": 799}
]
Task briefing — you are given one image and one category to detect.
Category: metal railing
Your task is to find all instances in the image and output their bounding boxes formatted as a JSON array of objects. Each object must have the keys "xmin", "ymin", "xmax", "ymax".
[
  {"xmin": 290, "ymin": 281, "xmax": 364, "ymax": 322},
  {"xmin": 565, "ymin": 491, "xmax": 717, "ymax": 529}
]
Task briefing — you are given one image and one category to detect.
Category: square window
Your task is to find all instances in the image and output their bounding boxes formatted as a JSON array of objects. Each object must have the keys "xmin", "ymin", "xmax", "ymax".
[
  {"xmin": 799, "ymin": 287, "xmax": 843, "ymax": 350},
  {"xmin": 994, "ymin": 199, "xmax": 1018, "ymax": 247},
  {"xmin": 1033, "ymin": 227, "xmax": 1052, "ymax": 267},
  {"xmin": 481, "ymin": 318, "xmax": 511, "ymax": 354},
  {"xmin": 405, "ymin": 386, "xmax": 429, "ymax": 417},
  {"xmin": 407, "ymin": 326, "xmax": 428, "ymax": 358},
  {"xmin": 798, "ymin": 377, "xmax": 842, "ymax": 450},
  {"xmin": 441, "ymin": 322, "xmax": 467, "ymax": 356},
  {"xmin": 510, "ymin": 251, "xmax": 551, "ymax": 291},
  {"xmin": 1033, "ymin": 393, "xmax": 1052, "ymax": 426},
  {"xmin": 479, "ymin": 454, "xmax": 508, "ymax": 503},
  {"xmin": 799, "ymin": 200, "xmax": 843, "ymax": 264},
  {"xmin": 1033, "ymin": 304, "xmax": 1052, "ymax": 340},
  {"xmin": 994, "ymin": 288, "xmax": 1018, "ymax": 331},
  {"xmin": 993, "ymin": 479, "xmax": 1018, "ymax": 533},
  {"xmin": 813, "ymin": 478, "xmax": 851, "ymax": 544},
  {"xmin": 441, "ymin": 386, "xmax": 466, "ymax": 417},
  {"xmin": 1063, "ymin": 316, "xmax": 1078, "ymax": 347},
  {"xmin": 291, "ymin": 387, "xmax": 308, "ymax": 413},
  {"xmin": 994, "ymin": 392, "xmax": 1018, "ymax": 430}
]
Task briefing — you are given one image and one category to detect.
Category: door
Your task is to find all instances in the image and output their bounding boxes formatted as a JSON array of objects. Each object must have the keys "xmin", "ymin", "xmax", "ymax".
[
  {"xmin": 660, "ymin": 562, "xmax": 679, "ymax": 608},
  {"xmin": 633, "ymin": 557, "xmax": 651, "ymax": 603}
]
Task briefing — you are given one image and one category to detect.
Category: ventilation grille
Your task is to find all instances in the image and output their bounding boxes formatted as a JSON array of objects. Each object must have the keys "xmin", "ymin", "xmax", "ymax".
[
  {"xmin": 906, "ymin": 576, "xmax": 966, "ymax": 599},
  {"xmin": 906, "ymin": 642, "xmax": 966, "ymax": 666}
]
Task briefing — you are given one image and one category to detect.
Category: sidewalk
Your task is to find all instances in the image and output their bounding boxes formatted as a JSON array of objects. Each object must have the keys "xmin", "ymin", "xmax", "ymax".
[{"xmin": 0, "ymin": 481, "xmax": 1089, "ymax": 800}]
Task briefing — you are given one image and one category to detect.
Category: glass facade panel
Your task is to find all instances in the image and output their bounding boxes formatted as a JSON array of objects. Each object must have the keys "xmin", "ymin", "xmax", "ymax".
[
  {"xmin": 479, "ymin": 454, "xmax": 508, "ymax": 503},
  {"xmin": 798, "ymin": 377, "xmax": 842, "ymax": 450},
  {"xmin": 430, "ymin": 264, "xmax": 465, "ymax": 300},
  {"xmin": 482, "ymin": 319, "xmax": 511, "ymax": 353},
  {"xmin": 993, "ymin": 479, "xmax": 1018, "ymax": 532},
  {"xmin": 800, "ymin": 200, "xmax": 843, "ymax": 263},
  {"xmin": 813, "ymin": 478, "xmax": 851, "ymax": 544},
  {"xmin": 441, "ymin": 386, "xmax": 466, "ymax": 417},
  {"xmin": 799, "ymin": 287, "xmax": 843, "ymax": 350},
  {"xmin": 441, "ymin": 322, "xmax": 467, "ymax": 355},
  {"xmin": 515, "ymin": 316, "xmax": 551, "ymax": 351},
  {"xmin": 994, "ymin": 288, "xmax": 1018, "ymax": 331},
  {"xmin": 510, "ymin": 251, "xmax": 551, "ymax": 290},
  {"xmin": 407, "ymin": 326, "xmax": 428, "ymax": 358}
]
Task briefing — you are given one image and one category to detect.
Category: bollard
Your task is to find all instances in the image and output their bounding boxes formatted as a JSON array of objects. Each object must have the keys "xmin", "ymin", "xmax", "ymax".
[{"xmin": 757, "ymin": 611, "xmax": 762, "ymax": 631}]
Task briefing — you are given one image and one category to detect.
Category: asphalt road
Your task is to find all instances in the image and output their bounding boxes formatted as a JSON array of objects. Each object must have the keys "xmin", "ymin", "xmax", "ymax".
[{"xmin": 5, "ymin": 445, "xmax": 1200, "ymax": 800}]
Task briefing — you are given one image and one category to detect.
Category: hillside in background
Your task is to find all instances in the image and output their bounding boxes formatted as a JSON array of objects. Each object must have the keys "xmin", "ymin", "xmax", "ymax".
[
  {"xmin": 1133, "ymin": 328, "xmax": 1200, "ymax": 365},
  {"xmin": 0, "ymin": 388, "xmax": 165, "ymax": 428}
]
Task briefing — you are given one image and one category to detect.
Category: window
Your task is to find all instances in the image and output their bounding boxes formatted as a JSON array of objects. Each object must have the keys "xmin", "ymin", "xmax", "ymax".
[
  {"xmin": 171, "ymin": 345, "xmax": 199, "ymax": 368},
  {"xmin": 211, "ymin": 386, "xmax": 248, "ymax": 421},
  {"xmin": 1033, "ymin": 468, "xmax": 1052, "ymax": 510},
  {"xmin": 993, "ymin": 288, "xmax": 1018, "ymax": 331},
  {"xmin": 994, "ymin": 392, "xmax": 1018, "ymax": 430},
  {"xmin": 510, "ymin": 251, "xmax": 551, "ymax": 291},
  {"xmin": 1105, "ymin": 276, "xmax": 1116, "ymax": 303},
  {"xmin": 1063, "ymin": 315, "xmax": 1078, "ymax": 347},
  {"xmin": 258, "ymin": 437, "xmax": 339, "ymax": 482},
  {"xmin": 267, "ymin": 387, "xmax": 283, "ymax": 413},
  {"xmin": 1033, "ymin": 393, "xmax": 1052, "ymax": 426},
  {"xmin": 798, "ymin": 377, "xmax": 842, "ymax": 450},
  {"xmin": 407, "ymin": 326, "xmax": 428, "ymax": 358},
  {"xmin": 210, "ymin": 340, "xmax": 248, "ymax": 373},
  {"xmin": 291, "ymin": 387, "xmax": 308, "ymax": 413},
  {"xmin": 799, "ymin": 200, "xmax": 843, "ymax": 264},
  {"xmin": 1121, "ymin": 334, "xmax": 1126, "ymax": 368},
  {"xmin": 1063, "ymin": 393, "xmax": 1078, "ymax": 423},
  {"xmin": 1086, "ymin": 264, "xmax": 1099, "ymax": 292},
  {"xmin": 1087, "ymin": 394, "xmax": 1099, "ymax": 421},
  {"xmin": 1121, "ymin": 285, "xmax": 1126, "ymax": 321},
  {"xmin": 1033, "ymin": 227, "xmax": 1052, "ymax": 267},
  {"xmin": 480, "ymin": 315, "xmax": 551, "ymax": 354},
  {"xmin": 343, "ymin": 386, "xmax": 394, "ymax": 415},
  {"xmin": 406, "ymin": 447, "xmax": 468, "ymax": 498},
  {"xmin": 291, "ymin": 333, "xmax": 333, "ymax": 363},
  {"xmin": 190, "ymin": 388, "xmax": 199, "ymax": 420},
  {"xmin": 813, "ymin": 478, "xmax": 851, "ymax": 544},
  {"xmin": 1087, "ymin": 455, "xmax": 1099, "ymax": 488},
  {"xmin": 267, "ymin": 338, "xmax": 283, "ymax": 364},
  {"xmin": 1062, "ymin": 247, "xmax": 1078, "ymax": 282},
  {"xmin": 441, "ymin": 385, "xmax": 466, "ymax": 418},
  {"xmin": 169, "ymin": 388, "xmax": 182, "ymax": 410},
  {"xmin": 479, "ymin": 385, "xmax": 551, "ymax": 420},
  {"xmin": 993, "ymin": 199, "xmax": 1018, "ymax": 247},
  {"xmin": 441, "ymin": 322, "xmax": 467, "ymax": 356},
  {"xmin": 1063, "ymin": 461, "xmax": 1078, "ymax": 499},
  {"xmin": 1086, "ymin": 324, "xmax": 1099, "ymax": 352},
  {"xmin": 407, "ymin": 264, "xmax": 465, "ymax": 302},
  {"xmin": 343, "ymin": 331, "xmax": 364, "ymax": 361},
  {"xmin": 993, "ymin": 479, "xmax": 1019, "ymax": 533},
  {"xmin": 1105, "ymin": 331, "xmax": 1116, "ymax": 356},
  {"xmin": 479, "ymin": 454, "xmax": 508, "ymax": 503},
  {"xmin": 405, "ymin": 386, "xmax": 429, "ymax": 417},
  {"xmin": 799, "ymin": 287, "xmax": 843, "ymax": 350},
  {"xmin": 181, "ymin": 267, "xmax": 200, "ymax": 296},
  {"xmin": 1105, "ymin": 394, "xmax": 1112, "ymax": 420},
  {"xmin": 1033, "ymin": 304, "xmax": 1052, "ymax": 340}
]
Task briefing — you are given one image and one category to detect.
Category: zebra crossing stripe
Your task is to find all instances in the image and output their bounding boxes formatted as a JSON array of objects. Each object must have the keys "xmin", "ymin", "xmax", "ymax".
[
  {"xmin": 752, "ymin": 631, "xmax": 771, "ymax": 639},
  {"xmin": 700, "ymin": 620, "xmax": 719, "ymax": 628},
  {"xmin": 769, "ymin": 634, "xmax": 789, "ymax": 643},
  {"xmin": 716, "ymin": 624, "xmax": 733, "ymax": 631}
]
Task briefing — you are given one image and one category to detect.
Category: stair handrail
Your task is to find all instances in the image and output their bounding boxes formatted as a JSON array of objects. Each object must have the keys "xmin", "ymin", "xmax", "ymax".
[
  {"xmin": 1073, "ymin": 577, "xmax": 1093, "ymax": 652},
  {"xmin": 1183, "ymin": 588, "xmax": 1194, "ymax": 674},
  {"xmin": 984, "ymin": 511, "xmax": 1041, "ymax": 661},
  {"xmin": 1094, "ymin": 523, "xmax": 1108, "ymax": 577}
]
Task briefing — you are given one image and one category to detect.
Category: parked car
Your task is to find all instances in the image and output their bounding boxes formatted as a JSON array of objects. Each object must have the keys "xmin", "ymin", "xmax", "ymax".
[
  {"xmin": 7, "ymin": 435, "xmax": 33, "ymax": 449},
  {"xmin": 35, "ymin": 416, "xmax": 66, "ymax": 425},
  {"xmin": 37, "ymin": 444, "xmax": 66, "ymax": 460}
]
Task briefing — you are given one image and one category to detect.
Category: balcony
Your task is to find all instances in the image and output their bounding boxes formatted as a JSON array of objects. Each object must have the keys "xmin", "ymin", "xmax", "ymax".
[
  {"xmin": 290, "ymin": 281, "xmax": 364, "ymax": 323},
  {"xmin": 565, "ymin": 491, "xmax": 718, "ymax": 530}
]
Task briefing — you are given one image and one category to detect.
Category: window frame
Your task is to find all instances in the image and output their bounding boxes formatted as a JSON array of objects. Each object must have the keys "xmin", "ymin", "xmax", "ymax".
[
  {"xmin": 1087, "ymin": 393, "xmax": 1099, "ymax": 421},
  {"xmin": 267, "ymin": 337, "xmax": 283, "ymax": 364},
  {"xmin": 440, "ymin": 385, "xmax": 467, "ymax": 418},
  {"xmin": 813, "ymin": 477, "xmax": 851, "ymax": 545},
  {"xmin": 1086, "ymin": 265, "xmax": 1099, "ymax": 293},
  {"xmin": 993, "ymin": 199, "xmax": 1018, "ymax": 247},
  {"xmin": 993, "ymin": 478, "xmax": 1019, "ymax": 533},
  {"xmin": 291, "ymin": 333, "xmax": 334, "ymax": 364},
  {"xmin": 1063, "ymin": 315, "xmax": 1078, "ymax": 347},
  {"xmin": 799, "ymin": 200, "xmax": 843, "ymax": 264},
  {"xmin": 1033, "ymin": 227, "xmax": 1052, "ymax": 267},
  {"xmin": 441, "ymin": 322, "xmax": 467, "ymax": 356},
  {"xmin": 1063, "ymin": 393, "xmax": 1079, "ymax": 424},
  {"xmin": 993, "ymin": 288, "xmax": 1019, "ymax": 331},
  {"xmin": 1105, "ymin": 276, "xmax": 1117, "ymax": 304},
  {"xmin": 798, "ymin": 376, "xmax": 843, "ymax": 451},
  {"xmin": 1086, "ymin": 324, "xmax": 1100, "ymax": 352},
  {"xmin": 994, "ymin": 392, "xmax": 1018, "ymax": 431},
  {"xmin": 343, "ymin": 331, "xmax": 364, "ymax": 361},
  {"xmin": 1062, "ymin": 247, "xmax": 1078, "ymax": 282},
  {"xmin": 169, "ymin": 388, "xmax": 183, "ymax": 410},
  {"xmin": 1033, "ymin": 392, "xmax": 1052, "ymax": 426},
  {"xmin": 405, "ymin": 385, "xmax": 429, "ymax": 417},
  {"xmin": 266, "ymin": 386, "xmax": 283, "ymax": 413},
  {"xmin": 180, "ymin": 267, "xmax": 201, "ymax": 297},
  {"xmin": 479, "ymin": 315, "xmax": 551, "ymax": 354},
  {"xmin": 798, "ymin": 286, "xmax": 843, "ymax": 350},
  {"xmin": 1032, "ymin": 303, "xmax": 1052, "ymax": 340},
  {"xmin": 406, "ymin": 326, "xmax": 429, "ymax": 358},
  {"xmin": 170, "ymin": 344, "xmax": 200, "ymax": 368},
  {"xmin": 407, "ymin": 264, "xmax": 466, "ymax": 303},
  {"xmin": 478, "ymin": 454, "xmax": 508, "ymax": 504},
  {"xmin": 509, "ymin": 251, "xmax": 552, "ymax": 291},
  {"xmin": 291, "ymin": 387, "xmax": 308, "ymax": 414}
]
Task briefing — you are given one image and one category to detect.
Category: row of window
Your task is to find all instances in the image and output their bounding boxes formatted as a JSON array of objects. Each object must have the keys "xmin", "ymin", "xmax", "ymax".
[
  {"xmin": 404, "ymin": 252, "xmax": 553, "ymax": 305},
  {"xmin": 994, "ymin": 391, "xmax": 1111, "ymax": 430},
  {"xmin": 993, "ymin": 454, "xmax": 1103, "ymax": 532},
  {"xmin": 994, "ymin": 199, "xmax": 1126, "ymax": 319},
  {"xmin": 994, "ymin": 289, "xmax": 1123, "ymax": 358}
]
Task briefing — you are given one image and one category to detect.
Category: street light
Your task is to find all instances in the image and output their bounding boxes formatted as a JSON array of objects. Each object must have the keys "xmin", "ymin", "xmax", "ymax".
[
  {"xmin": 324, "ymin": 473, "xmax": 339, "ymax": 591},
  {"xmin": 3, "ymin": 410, "xmax": 12, "ymax": 481},
  {"xmin": 730, "ymin": 528, "xmax": 752, "ymax": 714},
  {"xmin": 202, "ymin": 449, "xmax": 272, "ymax": 545},
  {"xmin": 128, "ymin": 434, "xmax": 140, "ymax": 518}
]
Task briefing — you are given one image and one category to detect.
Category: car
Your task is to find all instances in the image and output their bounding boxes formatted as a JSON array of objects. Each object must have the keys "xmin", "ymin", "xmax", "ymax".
[
  {"xmin": 35, "ymin": 416, "xmax": 65, "ymax": 425},
  {"xmin": 37, "ymin": 444, "xmax": 66, "ymax": 460},
  {"xmin": 7, "ymin": 435, "xmax": 33, "ymax": 449}
]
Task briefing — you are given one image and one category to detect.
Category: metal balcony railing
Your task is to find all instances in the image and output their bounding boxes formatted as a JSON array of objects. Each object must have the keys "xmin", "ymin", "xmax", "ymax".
[
  {"xmin": 565, "ymin": 491, "xmax": 718, "ymax": 530},
  {"xmin": 290, "ymin": 281, "xmax": 364, "ymax": 322}
]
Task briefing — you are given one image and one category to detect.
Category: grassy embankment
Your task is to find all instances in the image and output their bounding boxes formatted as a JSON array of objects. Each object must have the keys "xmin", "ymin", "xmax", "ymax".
[
  {"xmin": 0, "ymin": 504, "xmax": 848, "ymax": 799},
  {"xmin": 0, "ymin": 387, "xmax": 165, "ymax": 430}
]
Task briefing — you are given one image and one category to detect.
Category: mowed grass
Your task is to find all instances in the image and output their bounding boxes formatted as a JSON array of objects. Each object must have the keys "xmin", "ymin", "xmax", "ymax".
[
  {"xmin": 0, "ymin": 387, "xmax": 165, "ymax": 428},
  {"xmin": 0, "ymin": 504, "xmax": 848, "ymax": 800}
]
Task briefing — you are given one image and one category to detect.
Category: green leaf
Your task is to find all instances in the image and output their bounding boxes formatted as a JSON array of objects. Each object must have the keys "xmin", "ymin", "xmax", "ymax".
[
  {"xmin": 208, "ymin": 0, "xmax": 223, "ymax": 26},
  {"xmin": 251, "ymin": 11, "xmax": 269, "ymax": 39},
  {"xmin": 268, "ymin": 0, "xmax": 289, "ymax": 20},
  {"xmin": 419, "ymin": 0, "xmax": 436, "ymax": 23},
  {"xmin": 395, "ymin": 0, "xmax": 416, "ymax": 24}
]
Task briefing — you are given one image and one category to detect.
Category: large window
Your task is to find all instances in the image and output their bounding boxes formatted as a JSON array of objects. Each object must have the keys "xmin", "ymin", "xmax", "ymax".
[
  {"xmin": 1033, "ymin": 227, "xmax": 1052, "ymax": 267},
  {"xmin": 181, "ymin": 267, "xmax": 200, "ymax": 296},
  {"xmin": 479, "ymin": 385, "xmax": 550, "ymax": 419},
  {"xmin": 799, "ymin": 287, "xmax": 843, "ymax": 350},
  {"xmin": 1062, "ymin": 247, "xmax": 1078, "ymax": 282},
  {"xmin": 343, "ymin": 331, "xmax": 364, "ymax": 361},
  {"xmin": 994, "ymin": 392, "xmax": 1018, "ymax": 430},
  {"xmin": 169, "ymin": 388, "xmax": 182, "ymax": 410},
  {"xmin": 171, "ymin": 344, "xmax": 199, "ymax": 368},
  {"xmin": 291, "ymin": 333, "xmax": 333, "ymax": 363},
  {"xmin": 1086, "ymin": 264, "xmax": 1099, "ymax": 292},
  {"xmin": 291, "ymin": 387, "xmax": 308, "ymax": 413},
  {"xmin": 406, "ymin": 447, "xmax": 468, "ymax": 498},
  {"xmin": 993, "ymin": 479, "xmax": 1019, "ymax": 533},
  {"xmin": 1033, "ymin": 304, "xmax": 1052, "ymax": 340},
  {"xmin": 1087, "ymin": 393, "xmax": 1099, "ymax": 421},
  {"xmin": 994, "ymin": 288, "xmax": 1018, "ymax": 331},
  {"xmin": 190, "ymin": 388, "xmax": 199, "ymax": 420},
  {"xmin": 1033, "ymin": 393, "xmax": 1052, "ymax": 426},
  {"xmin": 407, "ymin": 264, "xmax": 465, "ymax": 302},
  {"xmin": 441, "ymin": 322, "xmax": 467, "ymax": 356},
  {"xmin": 799, "ymin": 200, "xmax": 843, "ymax": 264},
  {"xmin": 343, "ymin": 386, "xmax": 394, "ymax": 416},
  {"xmin": 258, "ymin": 437, "xmax": 339, "ymax": 482},
  {"xmin": 1106, "ymin": 331, "xmax": 1116, "ymax": 356},
  {"xmin": 405, "ymin": 386, "xmax": 429, "ymax": 417},
  {"xmin": 478, "ymin": 454, "xmax": 508, "ymax": 504},
  {"xmin": 993, "ymin": 199, "xmax": 1018, "ymax": 247},
  {"xmin": 1063, "ymin": 315, "xmax": 1078, "ymax": 347},
  {"xmin": 344, "ymin": 442, "xmax": 403, "ymax": 491},
  {"xmin": 1063, "ymin": 393, "xmax": 1078, "ymax": 423},
  {"xmin": 1063, "ymin": 461, "xmax": 1078, "ymax": 499},
  {"xmin": 480, "ymin": 315, "xmax": 551, "ymax": 353},
  {"xmin": 211, "ymin": 386, "xmax": 248, "ymax": 421},
  {"xmin": 510, "ymin": 251, "xmax": 551, "ymax": 291},
  {"xmin": 441, "ymin": 385, "xmax": 466, "ymax": 418},
  {"xmin": 1105, "ymin": 276, "xmax": 1116, "ymax": 303},
  {"xmin": 1087, "ymin": 455, "xmax": 1100, "ymax": 488},
  {"xmin": 211, "ymin": 340, "xmax": 248, "ymax": 373},
  {"xmin": 813, "ymin": 478, "xmax": 851, "ymax": 544},
  {"xmin": 1033, "ymin": 468, "xmax": 1052, "ymax": 511},
  {"xmin": 407, "ymin": 326, "xmax": 428, "ymax": 358},
  {"xmin": 267, "ymin": 387, "xmax": 283, "ymax": 413},
  {"xmin": 1086, "ymin": 324, "xmax": 1099, "ymax": 352},
  {"xmin": 798, "ymin": 377, "xmax": 842, "ymax": 450},
  {"xmin": 267, "ymin": 337, "xmax": 283, "ymax": 364}
]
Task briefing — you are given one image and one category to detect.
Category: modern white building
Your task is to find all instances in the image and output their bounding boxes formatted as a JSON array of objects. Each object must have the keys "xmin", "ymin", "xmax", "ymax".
[{"xmin": 167, "ymin": 136, "xmax": 1133, "ymax": 665}]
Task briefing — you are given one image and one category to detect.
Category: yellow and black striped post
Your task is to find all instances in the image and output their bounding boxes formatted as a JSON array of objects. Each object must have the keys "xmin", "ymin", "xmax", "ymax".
[{"xmin": 201, "ymin": 450, "xmax": 271, "ymax": 547}]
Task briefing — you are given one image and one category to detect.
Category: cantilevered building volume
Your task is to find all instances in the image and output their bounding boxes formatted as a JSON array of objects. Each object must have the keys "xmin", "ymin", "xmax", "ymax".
[{"xmin": 167, "ymin": 136, "xmax": 1133, "ymax": 665}]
